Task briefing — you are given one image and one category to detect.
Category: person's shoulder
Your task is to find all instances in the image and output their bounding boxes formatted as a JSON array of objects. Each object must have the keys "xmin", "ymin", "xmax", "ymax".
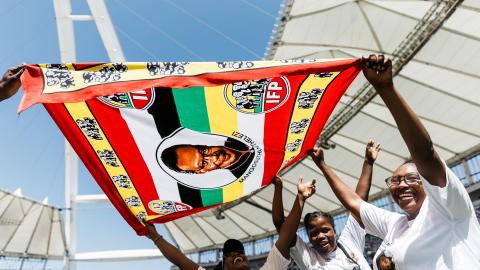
[{"xmin": 261, "ymin": 244, "xmax": 291, "ymax": 270}]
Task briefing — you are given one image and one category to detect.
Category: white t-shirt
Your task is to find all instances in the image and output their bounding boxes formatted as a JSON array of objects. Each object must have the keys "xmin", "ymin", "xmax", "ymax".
[
  {"xmin": 290, "ymin": 215, "xmax": 371, "ymax": 269},
  {"xmin": 360, "ymin": 162, "xmax": 480, "ymax": 270},
  {"xmin": 198, "ymin": 244, "xmax": 290, "ymax": 270}
]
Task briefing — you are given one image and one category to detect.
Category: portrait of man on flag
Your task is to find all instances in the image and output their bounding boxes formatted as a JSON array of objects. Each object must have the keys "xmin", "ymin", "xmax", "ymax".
[
  {"xmin": 156, "ymin": 127, "xmax": 259, "ymax": 190},
  {"xmin": 159, "ymin": 135, "xmax": 255, "ymax": 176}
]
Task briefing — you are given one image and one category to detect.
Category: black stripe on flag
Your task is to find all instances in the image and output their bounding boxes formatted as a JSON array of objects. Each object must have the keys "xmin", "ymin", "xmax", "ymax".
[
  {"xmin": 147, "ymin": 87, "xmax": 181, "ymax": 138},
  {"xmin": 178, "ymin": 184, "xmax": 203, "ymax": 208}
]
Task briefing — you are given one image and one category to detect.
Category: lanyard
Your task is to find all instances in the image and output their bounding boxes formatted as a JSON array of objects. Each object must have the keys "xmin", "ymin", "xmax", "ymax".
[{"xmin": 337, "ymin": 242, "xmax": 361, "ymax": 270}]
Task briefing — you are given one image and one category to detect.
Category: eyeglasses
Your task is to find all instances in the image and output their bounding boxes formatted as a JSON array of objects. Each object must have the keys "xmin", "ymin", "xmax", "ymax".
[{"xmin": 385, "ymin": 173, "xmax": 421, "ymax": 187}]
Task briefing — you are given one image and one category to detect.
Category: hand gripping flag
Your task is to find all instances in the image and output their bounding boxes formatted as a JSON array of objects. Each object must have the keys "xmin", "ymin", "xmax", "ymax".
[{"xmin": 20, "ymin": 59, "xmax": 360, "ymax": 235}]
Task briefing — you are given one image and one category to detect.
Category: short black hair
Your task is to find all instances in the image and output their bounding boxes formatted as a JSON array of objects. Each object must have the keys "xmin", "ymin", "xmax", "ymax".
[
  {"xmin": 304, "ymin": 211, "xmax": 335, "ymax": 233},
  {"xmin": 160, "ymin": 145, "xmax": 195, "ymax": 174},
  {"xmin": 223, "ymin": 239, "xmax": 244, "ymax": 255}
]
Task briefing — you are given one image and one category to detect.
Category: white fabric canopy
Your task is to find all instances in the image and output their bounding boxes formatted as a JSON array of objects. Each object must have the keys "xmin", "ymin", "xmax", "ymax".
[
  {"xmin": 0, "ymin": 189, "xmax": 65, "ymax": 259},
  {"xmin": 164, "ymin": 0, "xmax": 480, "ymax": 252}
]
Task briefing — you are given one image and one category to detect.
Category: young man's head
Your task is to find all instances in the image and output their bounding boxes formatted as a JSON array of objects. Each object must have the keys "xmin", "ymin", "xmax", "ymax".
[
  {"xmin": 161, "ymin": 144, "xmax": 239, "ymax": 174},
  {"xmin": 304, "ymin": 211, "xmax": 337, "ymax": 255},
  {"xmin": 215, "ymin": 239, "xmax": 250, "ymax": 270}
]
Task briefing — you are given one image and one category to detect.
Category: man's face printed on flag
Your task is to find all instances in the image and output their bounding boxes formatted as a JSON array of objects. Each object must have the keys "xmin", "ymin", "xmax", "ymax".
[
  {"xmin": 161, "ymin": 144, "xmax": 245, "ymax": 174},
  {"xmin": 157, "ymin": 128, "xmax": 258, "ymax": 189}
]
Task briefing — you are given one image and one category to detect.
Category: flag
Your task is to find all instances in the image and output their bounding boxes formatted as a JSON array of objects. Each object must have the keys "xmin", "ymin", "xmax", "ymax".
[{"xmin": 20, "ymin": 59, "xmax": 360, "ymax": 235}]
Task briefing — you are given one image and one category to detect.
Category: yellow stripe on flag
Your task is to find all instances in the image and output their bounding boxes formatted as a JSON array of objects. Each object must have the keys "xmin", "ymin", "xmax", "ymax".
[
  {"xmin": 204, "ymin": 85, "xmax": 244, "ymax": 201},
  {"xmin": 204, "ymin": 85, "xmax": 238, "ymax": 135},
  {"xmin": 283, "ymin": 73, "xmax": 339, "ymax": 163},
  {"xmin": 65, "ymin": 102, "xmax": 148, "ymax": 223},
  {"xmin": 223, "ymin": 177, "xmax": 244, "ymax": 203}
]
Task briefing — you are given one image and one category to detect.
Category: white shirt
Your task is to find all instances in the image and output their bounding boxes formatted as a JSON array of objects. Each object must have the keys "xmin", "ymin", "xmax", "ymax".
[
  {"xmin": 360, "ymin": 161, "xmax": 480, "ymax": 270},
  {"xmin": 290, "ymin": 215, "xmax": 371, "ymax": 269},
  {"xmin": 198, "ymin": 244, "xmax": 290, "ymax": 270}
]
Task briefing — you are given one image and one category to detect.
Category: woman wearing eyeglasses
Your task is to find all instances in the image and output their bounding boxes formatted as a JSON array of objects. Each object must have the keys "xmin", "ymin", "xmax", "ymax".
[
  {"xmin": 309, "ymin": 55, "xmax": 480, "ymax": 269},
  {"xmin": 272, "ymin": 140, "xmax": 380, "ymax": 270}
]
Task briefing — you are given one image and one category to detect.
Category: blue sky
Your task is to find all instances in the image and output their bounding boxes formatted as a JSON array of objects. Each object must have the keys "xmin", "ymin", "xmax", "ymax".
[{"xmin": 0, "ymin": 0, "xmax": 282, "ymax": 269}]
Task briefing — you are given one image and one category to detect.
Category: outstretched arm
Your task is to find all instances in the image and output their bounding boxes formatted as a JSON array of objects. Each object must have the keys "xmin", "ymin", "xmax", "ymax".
[
  {"xmin": 145, "ymin": 223, "xmax": 199, "ymax": 270},
  {"xmin": 356, "ymin": 140, "xmax": 381, "ymax": 201},
  {"xmin": 271, "ymin": 175, "xmax": 285, "ymax": 232},
  {"xmin": 0, "ymin": 65, "xmax": 24, "ymax": 102},
  {"xmin": 275, "ymin": 177, "xmax": 316, "ymax": 259},
  {"xmin": 362, "ymin": 55, "xmax": 445, "ymax": 187},
  {"xmin": 309, "ymin": 149, "xmax": 364, "ymax": 225}
]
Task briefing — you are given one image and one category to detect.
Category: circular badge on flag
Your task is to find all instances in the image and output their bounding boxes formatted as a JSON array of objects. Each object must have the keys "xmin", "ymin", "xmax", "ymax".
[
  {"xmin": 224, "ymin": 77, "xmax": 290, "ymax": 114},
  {"xmin": 98, "ymin": 87, "xmax": 155, "ymax": 110},
  {"xmin": 148, "ymin": 200, "xmax": 192, "ymax": 215}
]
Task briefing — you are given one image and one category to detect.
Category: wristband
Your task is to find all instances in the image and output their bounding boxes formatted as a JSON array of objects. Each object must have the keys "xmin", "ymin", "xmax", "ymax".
[{"xmin": 152, "ymin": 235, "xmax": 162, "ymax": 243}]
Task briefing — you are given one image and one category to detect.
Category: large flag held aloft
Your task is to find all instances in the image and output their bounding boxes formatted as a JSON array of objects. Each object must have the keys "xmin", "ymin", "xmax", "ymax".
[{"xmin": 20, "ymin": 59, "xmax": 360, "ymax": 235}]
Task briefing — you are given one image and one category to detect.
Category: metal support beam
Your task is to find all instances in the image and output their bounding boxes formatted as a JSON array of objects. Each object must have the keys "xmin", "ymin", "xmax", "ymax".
[
  {"xmin": 75, "ymin": 194, "xmax": 108, "ymax": 203},
  {"xmin": 319, "ymin": 0, "xmax": 465, "ymax": 144},
  {"xmin": 86, "ymin": 0, "xmax": 126, "ymax": 62},
  {"xmin": 53, "ymin": 1, "xmax": 78, "ymax": 269},
  {"xmin": 245, "ymin": 199, "xmax": 272, "ymax": 214},
  {"xmin": 64, "ymin": 143, "xmax": 78, "ymax": 270},
  {"xmin": 446, "ymin": 144, "xmax": 480, "ymax": 165},
  {"xmin": 73, "ymin": 249, "xmax": 163, "ymax": 262},
  {"xmin": 69, "ymin": 15, "xmax": 93, "ymax": 21},
  {"xmin": 264, "ymin": 0, "xmax": 294, "ymax": 59}
]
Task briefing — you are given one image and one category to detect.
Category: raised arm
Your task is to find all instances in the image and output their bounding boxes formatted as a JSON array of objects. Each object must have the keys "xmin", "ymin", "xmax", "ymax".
[
  {"xmin": 0, "ymin": 65, "xmax": 24, "ymax": 102},
  {"xmin": 362, "ymin": 55, "xmax": 445, "ymax": 187},
  {"xmin": 275, "ymin": 177, "xmax": 316, "ymax": 259},
  {"xmin": 356, "ymin": 139, "xmax": 381, "ymax": 201},
  {"xmin": 309, "ymin": 149, "xmax": 363, "ymax": 224},
  {"xmin": 271, "ymin": 175, "xmax": 285, "ymax": 232},
  {"xmin": 145, "ymin": 223, "xmax": 199, "ymax": 270}
]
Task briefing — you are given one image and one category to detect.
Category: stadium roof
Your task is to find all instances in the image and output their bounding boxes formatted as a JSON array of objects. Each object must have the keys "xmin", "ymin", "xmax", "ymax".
[
  {"xmin": 0, "ymin": 188, "xmax": 65, "ymax": 259},
  {"xmin": 164, "ymin": 0, "xmax": 480, "ymax": 252}
]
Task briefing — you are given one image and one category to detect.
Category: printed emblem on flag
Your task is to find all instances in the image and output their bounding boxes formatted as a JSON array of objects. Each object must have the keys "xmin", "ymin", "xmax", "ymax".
[
  {"xmin": 20, "ymin": 59, "xmax": 360, "ymax": 234},
  {"xmin": 224, "ymin": 77, "xmax": 290, "ymax": 114},
  {"xmin": 148, "ymin": 200, "xmax": 192, "ymax": 215},
  {"xmin": 98, "ymin": 88, "xmax": 155, "ymax": 110}
]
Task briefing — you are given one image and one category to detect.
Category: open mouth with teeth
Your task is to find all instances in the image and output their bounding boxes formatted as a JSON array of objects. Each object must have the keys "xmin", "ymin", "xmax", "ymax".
[
  {"xmin": 316, "ymin": 240, "xmax": 334, "ymax": 253},
  {"xmin": 399, "ymin": 190, "xmax": 415, "ymax": 200},
  {"xmin": 395, "ymin": 188, "xmax": 418, "ymax": 207}
]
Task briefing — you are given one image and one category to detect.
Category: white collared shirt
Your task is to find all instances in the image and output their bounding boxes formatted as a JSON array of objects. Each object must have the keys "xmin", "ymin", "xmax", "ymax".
[{"xmin": 360, "ymin": 161, "xmax": 480, "ymax": 270}]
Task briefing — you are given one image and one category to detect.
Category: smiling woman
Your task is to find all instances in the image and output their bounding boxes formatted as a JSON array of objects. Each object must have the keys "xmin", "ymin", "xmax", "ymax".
[
  {"xmin": 385, "ymin": 162, "xmax": 426, "ymax": 219},
  {"xmin": 310, "ymin": 55, "xmax": 480, "ymax": 270}
]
